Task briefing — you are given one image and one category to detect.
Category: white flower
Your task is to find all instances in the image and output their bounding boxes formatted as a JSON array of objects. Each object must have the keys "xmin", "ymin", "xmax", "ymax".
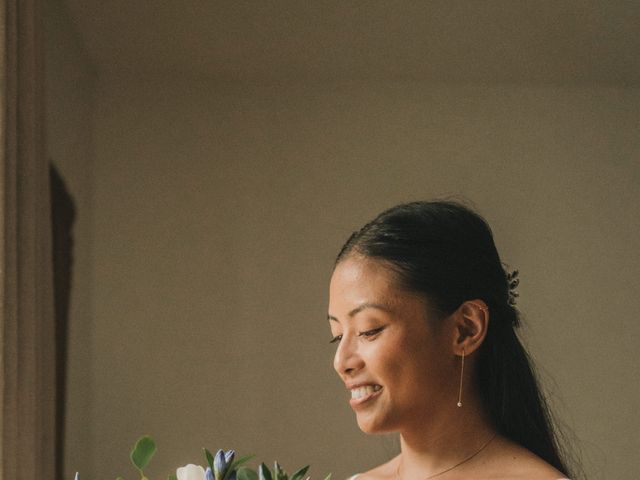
[{"xmin": 177, "ymin": 464, "xmax": 206, "ymax": 480}]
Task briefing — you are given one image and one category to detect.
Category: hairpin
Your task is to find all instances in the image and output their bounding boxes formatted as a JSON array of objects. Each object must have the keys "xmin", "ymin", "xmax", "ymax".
[{"xmin": 506, "ymin": 269, "xmax": 519, "ymax": 306}]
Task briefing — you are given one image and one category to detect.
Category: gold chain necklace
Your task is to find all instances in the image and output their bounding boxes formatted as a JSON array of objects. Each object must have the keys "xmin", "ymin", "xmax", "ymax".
[{"xmin": 395, "ymin": 434, "xmax": 496, "ymax": 480}]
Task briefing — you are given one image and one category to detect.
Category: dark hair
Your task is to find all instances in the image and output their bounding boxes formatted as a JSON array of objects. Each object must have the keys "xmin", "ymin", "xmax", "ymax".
[{"xmin": 336, "ymin": 200, "xmax": 571, "ymax": 477}]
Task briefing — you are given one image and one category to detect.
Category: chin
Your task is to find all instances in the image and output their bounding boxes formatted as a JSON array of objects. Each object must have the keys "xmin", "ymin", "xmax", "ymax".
[{"xmin": 356, "ymin": 414, "xmax": 396, "ymax": 435}]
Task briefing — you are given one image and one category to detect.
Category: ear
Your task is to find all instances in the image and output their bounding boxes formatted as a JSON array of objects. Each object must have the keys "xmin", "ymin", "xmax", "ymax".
[{"xmin": 450, "ymin": 299, "xmax": 489, "ymax": 356}]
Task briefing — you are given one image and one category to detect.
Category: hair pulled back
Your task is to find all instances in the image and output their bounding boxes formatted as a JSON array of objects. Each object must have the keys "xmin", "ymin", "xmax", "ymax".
[{"xmin": 336, "ymin": 200, "xmax": 570, "ymax": 477}]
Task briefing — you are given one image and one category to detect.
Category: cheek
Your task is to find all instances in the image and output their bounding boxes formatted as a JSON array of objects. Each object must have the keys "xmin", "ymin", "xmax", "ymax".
[
  {"xmin": 385, "ymin": 334, "xmax": 447, "ymax": 391},
  {"xmin": 373, "ymin": 335, "xmax": 423, "ymax": 384}
]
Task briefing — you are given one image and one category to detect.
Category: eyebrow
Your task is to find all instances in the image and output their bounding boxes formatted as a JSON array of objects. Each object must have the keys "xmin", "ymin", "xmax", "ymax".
[{"xmin": 327, "ymin": 302, "xmax": 392, "ymax": 322}]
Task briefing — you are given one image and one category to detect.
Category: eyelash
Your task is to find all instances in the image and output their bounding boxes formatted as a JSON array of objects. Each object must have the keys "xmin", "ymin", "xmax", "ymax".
[{"xmin": 329, "ymin": 327, "xmax": 385, "ymax": 344}]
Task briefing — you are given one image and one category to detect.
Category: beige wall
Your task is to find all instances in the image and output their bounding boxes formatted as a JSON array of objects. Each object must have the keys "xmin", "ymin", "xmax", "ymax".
[
  {"xmin": 44, "ymin": 0, "xmax": 96, "ymax": 475},
  {"xmin": 81, "ymin": 77, "xmax": 638, "ymax": 480},
  {"xmin": 43, "ymin": 6, "xmax": 640, "ymax": 479}
]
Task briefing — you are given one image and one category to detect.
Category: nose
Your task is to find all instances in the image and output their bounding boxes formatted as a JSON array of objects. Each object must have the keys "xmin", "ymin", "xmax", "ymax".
[{"xmin": 333, "ymin": 334, "xmax": 365, "ymax": 376}]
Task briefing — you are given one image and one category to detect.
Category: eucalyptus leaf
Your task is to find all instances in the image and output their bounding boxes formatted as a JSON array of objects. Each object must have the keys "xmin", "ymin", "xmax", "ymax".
[
  {"xmin": 323, "ymin": 474, "xmax": 332, "ymax": 480},
  {"xmin": 130, "ymin": 436, "xmax": 156, "ymax": 472},
  {"xmin": 290, "ymin": 466, "xmax": 310, "ymax": 480},
  {"xmin": 237, "ymin": 467, "xmax": 258, "ymax": 480},
  {"xmin": 168, "ymin": 475, "xmax": 178, "ymax": 480}
]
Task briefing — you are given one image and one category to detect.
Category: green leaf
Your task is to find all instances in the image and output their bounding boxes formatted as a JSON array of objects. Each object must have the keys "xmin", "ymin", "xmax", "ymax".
[
  {"xmin": 223, "ymin": 455, "xmax": 254, "ymax": 480},
  {"xmin": 274, "ymin": 462, "xmax": 287, "ymax": 480},
  {"xmin": 168, "ymin": 475, "xmax": 178, "ymax": 480},
  {"xmin": 237, "ymin": 467, "xmax": 258, "ymax": 480},
  {"xmin": 259, "ymin": 463, "xmax": 273, "ymax": 480},
  {"xmin": 290, "ymin": 466, "xmax": 309, "ymax": 480},
  {"xmin": 322, "ymin": 474, "xmax": 332, "ymax": 480},
  {"xmin": 229, "ymin": 455, "xmax": 254, "ymax": 472},
  {"xmin": 204, "ymin": 448, "xmax": 215, "ymax": 470},
  {"xmin": 130, "ymin": 436, "xmax": 156, "ymax": 472}
]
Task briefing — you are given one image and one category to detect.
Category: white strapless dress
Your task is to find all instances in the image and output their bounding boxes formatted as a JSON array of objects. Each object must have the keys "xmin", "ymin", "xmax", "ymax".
[{"xmin": 347, "ymin": 474, "xmax": 570, "ymax": 480}]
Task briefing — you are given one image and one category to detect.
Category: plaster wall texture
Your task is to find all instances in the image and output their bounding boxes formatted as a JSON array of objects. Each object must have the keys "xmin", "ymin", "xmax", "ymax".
[
  {"xmin": 43, "ymin": 6, "xmax": 640, "ymax": 478},
  {"xmin": 86, "ymin": 78, "xmax": 638, "ymax": 480}
]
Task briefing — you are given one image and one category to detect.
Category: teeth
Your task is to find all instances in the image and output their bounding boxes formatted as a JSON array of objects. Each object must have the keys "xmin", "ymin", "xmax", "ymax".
[{"xmin": 350, "ymin": 385, "xmax": 382, "ymax": 399}]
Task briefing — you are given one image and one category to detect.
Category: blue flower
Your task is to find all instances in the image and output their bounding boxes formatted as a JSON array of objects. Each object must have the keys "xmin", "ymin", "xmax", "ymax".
[
  {"xmin": 224, "ymin": 450, "xmax": 235, "ymax": 466},
  {"xmin": 213, "ymin": 449, "xmax": 236, "ymax": 480}
]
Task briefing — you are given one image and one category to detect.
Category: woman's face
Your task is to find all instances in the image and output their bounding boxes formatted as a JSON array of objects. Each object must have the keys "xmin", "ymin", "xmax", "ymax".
[{"xmin": 328, "ymin": 256, "xmax": 457, "ymax": 434}]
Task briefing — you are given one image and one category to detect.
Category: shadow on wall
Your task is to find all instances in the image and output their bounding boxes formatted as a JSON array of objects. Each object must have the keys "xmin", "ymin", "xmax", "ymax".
[{"xmin": 50, "ymin": 164, "xmax": 75, "ymax": 480}]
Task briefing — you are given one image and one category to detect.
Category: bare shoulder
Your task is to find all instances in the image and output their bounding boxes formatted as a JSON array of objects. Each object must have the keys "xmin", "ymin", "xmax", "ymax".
[
  {"xmin": 349, "ymin": 454, "xmax": 400, "ymax": 480},
  {"xmin": 480, "ymin": 436, "xmax": 568, "ymax": 480},
  {"xmin": 346, "ymin": 438, "xmax": 568, "ymax": 480}
]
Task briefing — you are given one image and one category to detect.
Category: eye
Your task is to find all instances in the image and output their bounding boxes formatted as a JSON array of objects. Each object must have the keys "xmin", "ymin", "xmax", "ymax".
[
  {"xmin": 329, "ymin": 334, "xmax": 342, "ymax": 344},
  {"xmin": 359, "ymin": 326, "xmax": 385, "ymax": 338}
]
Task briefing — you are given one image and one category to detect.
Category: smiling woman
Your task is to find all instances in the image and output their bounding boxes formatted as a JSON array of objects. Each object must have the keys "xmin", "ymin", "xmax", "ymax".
[{"xmin": 327, "ymin": 201, "xmax": 575, "ymax": 480}]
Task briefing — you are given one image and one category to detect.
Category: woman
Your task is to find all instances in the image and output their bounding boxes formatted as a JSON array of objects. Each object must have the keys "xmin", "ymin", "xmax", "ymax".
[{"xmin": 328, "ymin": 201, "xmax": 574, "ymax": 479}]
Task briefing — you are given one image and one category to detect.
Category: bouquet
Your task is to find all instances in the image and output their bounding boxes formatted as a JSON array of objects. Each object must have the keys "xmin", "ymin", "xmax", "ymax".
[{"xmin": 74, "ymin": 436, "xmax": 331, "ymax": 480}]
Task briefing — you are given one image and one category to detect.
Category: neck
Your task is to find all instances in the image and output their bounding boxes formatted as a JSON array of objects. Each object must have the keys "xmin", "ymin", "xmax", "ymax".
[{"xmin": 397, "ymin": 392, "xmax": 496, "ymax": 478}]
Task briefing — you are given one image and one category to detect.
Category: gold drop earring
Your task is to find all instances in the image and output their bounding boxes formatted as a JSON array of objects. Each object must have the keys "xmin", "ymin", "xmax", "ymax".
[
  {"xmin": 456, "ymin": 302, "xmax": 487, "ymax": 408},
  {"xmin": 457, "ymin": 347, "xmax": 465, "ymax": 407}
]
